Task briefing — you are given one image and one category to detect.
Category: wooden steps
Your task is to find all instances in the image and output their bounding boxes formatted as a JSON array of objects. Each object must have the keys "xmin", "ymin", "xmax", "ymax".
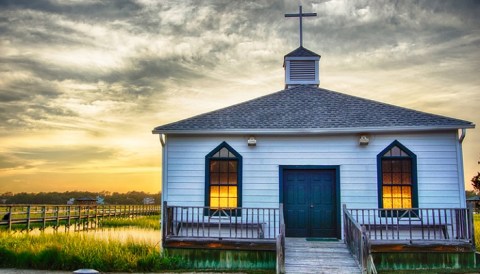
[{"xmin": 285, "ymin": 238, "xmax": 361, "ymax": 274}]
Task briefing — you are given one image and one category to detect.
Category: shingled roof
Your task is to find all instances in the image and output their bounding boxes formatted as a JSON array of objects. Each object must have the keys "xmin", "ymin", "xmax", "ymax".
[
  {"xmin": 153, "ymin": 85, "xmax": 474, "ymax": 134},
  {"xmin": 284, "ymin": 46, "xmax": 320, "ymax": 58}
]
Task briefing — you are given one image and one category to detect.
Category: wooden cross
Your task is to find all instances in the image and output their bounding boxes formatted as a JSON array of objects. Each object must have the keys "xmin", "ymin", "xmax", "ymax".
[{"xmin": 285, "ymin": 5, "xmax": 317, "ymax": 47}]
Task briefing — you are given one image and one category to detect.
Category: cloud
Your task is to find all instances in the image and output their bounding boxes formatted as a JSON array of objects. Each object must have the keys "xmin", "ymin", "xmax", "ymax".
[{"xmin": 0, "ymin": 0, "xmax": 478, "ymax": 192}]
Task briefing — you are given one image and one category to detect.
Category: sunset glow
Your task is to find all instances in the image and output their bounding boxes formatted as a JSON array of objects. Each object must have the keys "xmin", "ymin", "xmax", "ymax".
[{"xmin": 0, "ymin": 1, "xmax": 478, "ymax": 193}]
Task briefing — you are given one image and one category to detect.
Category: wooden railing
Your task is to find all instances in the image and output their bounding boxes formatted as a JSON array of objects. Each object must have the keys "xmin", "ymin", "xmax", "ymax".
[
  {"xmin": 163, "ymin": 203, "xmax": 280, "ymax": 240},
  {"xmin": 344, "ymin": 205, "xmax": 475, "ymax": 274},
  {"xmin": 343, "ymin": 204, "xmax": 375, "ymax": 274},
  {"xmin": 0, "ymin": 204, "xmax": 160, "ymax": 231},
  {"xmin": 347, "ymin": 207, "xmax": 474, "ymax": 243},
  {"xmin": 276, "ymin": 203, "xmax": 285, "ymax": 274}
]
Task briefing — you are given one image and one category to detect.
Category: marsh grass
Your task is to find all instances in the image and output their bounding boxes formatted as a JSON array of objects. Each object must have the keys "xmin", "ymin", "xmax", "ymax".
[
  {"xmin": 0, "ymin": 231, "xmax": 184, "ymax": 272},
  {"xmin": 100, "ymin": 215, "xmax": 160, "ymax": 230},
  {"xmin": 474, "ymin": 214, "xmax": 480, "ymax": 248}
]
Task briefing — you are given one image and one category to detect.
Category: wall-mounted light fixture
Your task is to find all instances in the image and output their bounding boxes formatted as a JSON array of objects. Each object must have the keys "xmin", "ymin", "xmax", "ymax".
[
  {"xmin": 359, "ymin": 135, "xmax": 369, "ymax": 146},
  {"xmin": 247, "ymin": 136, "xmax": 257, "ymax": 146}
]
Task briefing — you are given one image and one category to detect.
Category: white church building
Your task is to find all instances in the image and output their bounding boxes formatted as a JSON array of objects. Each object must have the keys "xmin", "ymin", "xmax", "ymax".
[{"xmin": 152, "ymin": 6, "xmax": 475, "ymax": 272}]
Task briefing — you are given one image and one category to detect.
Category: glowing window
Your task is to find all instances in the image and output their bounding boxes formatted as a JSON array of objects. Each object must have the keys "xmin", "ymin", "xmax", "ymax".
[
  {"xmin": 378, "ymin": 141, "xmax": 417, "ymax": 210},
  {"xmin": 205, "ymin": 142, "xmax": 242, "ymax": 210}
]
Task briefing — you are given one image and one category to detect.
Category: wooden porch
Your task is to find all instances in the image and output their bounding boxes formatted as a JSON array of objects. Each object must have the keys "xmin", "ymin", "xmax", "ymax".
[
  {"xmin": 344, "ymin": 205, "xmax": 476, "ymax": 273},
  {"xmin": 162, "ymin": 202, "xmax": 477, "ymax": 273},
  {"xmin": 162, "ymin": 202, "xmax": 280, "ymax": 250}
]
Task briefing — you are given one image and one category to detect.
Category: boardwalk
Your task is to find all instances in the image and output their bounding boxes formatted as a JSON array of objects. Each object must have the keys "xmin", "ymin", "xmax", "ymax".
[{"xmin": 285, "ymin": 238, "xmax": 361, "ymax": 274}]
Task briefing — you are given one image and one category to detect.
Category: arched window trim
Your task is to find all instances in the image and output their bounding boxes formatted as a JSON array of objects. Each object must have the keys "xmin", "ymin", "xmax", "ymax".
[
  {"xmin": 377, "ymin": 140, "xmax": 418, "ymax": 211},
  {"xmin": 205, "ymin": 141, "xmax": 242, "ymax": 215}
]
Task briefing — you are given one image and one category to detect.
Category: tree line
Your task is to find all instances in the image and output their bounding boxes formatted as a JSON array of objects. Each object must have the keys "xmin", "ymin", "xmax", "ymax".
[{"xmin": 0, "ymin": 191, "xmax": 161, "ymax": 205}]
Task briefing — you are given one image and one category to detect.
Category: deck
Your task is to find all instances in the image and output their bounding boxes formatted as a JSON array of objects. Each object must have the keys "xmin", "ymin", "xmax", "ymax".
[
  {"xmin": 285, "ymin": 238, "xmax": 361, "ymax": 274},
  {"xmin": 162, "ymin": 203, "xmax": 476, "ymax": 273}
]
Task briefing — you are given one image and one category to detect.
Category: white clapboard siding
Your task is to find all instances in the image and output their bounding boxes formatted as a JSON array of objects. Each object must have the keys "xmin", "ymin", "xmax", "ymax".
[{"xmin": 164, "ymin": 131, "xmax": 464, "ymax": 210}]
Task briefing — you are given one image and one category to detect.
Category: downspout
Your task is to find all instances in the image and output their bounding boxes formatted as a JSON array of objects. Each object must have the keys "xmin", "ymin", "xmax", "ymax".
[
  {"xmin": 159, "ymin": 133, "xmax": 168, "ymax": 249},
  {"xmin": 159, "ymin": 134, "xmax": 167, "ymax": 209},
  {"xmin": 456, "ymin": 129, "xmax": 467, "ymax": 207}
]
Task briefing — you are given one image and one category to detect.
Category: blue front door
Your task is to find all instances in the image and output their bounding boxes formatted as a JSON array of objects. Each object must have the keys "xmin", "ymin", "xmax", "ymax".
[{"xmin": 283, "ymin": 169, "xmax": 338, "ymax": 238}]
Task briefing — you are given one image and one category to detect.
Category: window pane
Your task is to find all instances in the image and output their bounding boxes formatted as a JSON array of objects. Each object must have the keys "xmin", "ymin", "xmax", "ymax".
[
  {"xmin": 402, "ymin": 160, "xmax": 411, "ymax": 171},
  {"xmin": 210, "ymin": 161, "xmax": 218, "ymax": 172},
  {"xmin": 228, "ymin": 198, "xmax": 237, "ymax": 208},
  {"xmin": 229, "ymin": 186, "xmax": 237, "ymax": 198},
  {"xmin": 210, "ymin": 186, "xmax": 219, "ymax": 197},
  {"xmin": 383, "ymin": 173, "xmax": 391, "ymax": 184},
  {"xmin": 402, "ymin": 186, "xmax": 411, "ymax": 199},
  {"xmin": 382, "ymin": 161, "xmax": 392, "ymax": 172},
  {"xmin": 402, "ymin": 173, "xmax": 411, "ymax": 184},
  {"xmin": 210, "ymin": 173, "xmax": 219, "ymax": 184},
  {"xmin": 391, "ymin": 186, "xmax": 401, "ymax": 198},
  {"xmin": 219, "ymin": 161, "xmax": 228, "ymax": 172},
  {"xmin": 210, "ymin": 197, "xmax": 219, "ymax": 208},
  {"xmin": 392, "ymin": 173, "xmax": 401, "ymax": 184},
  {"xmin": 383, "ymin": 186, "xmax": 392, "ymax": 197},
  {"xmin": 229, "ymin": 161, "xmax": 237, "ymax": 170},
  {"xmin": 392, "ymin": 198, "xmax": 402, "ymax": 208},
  {"xmin": 392, "ymin": 160, "xmax": 401, "ymax": 172},
  {"xmin": 383, "ymin": 198, "xmax": 392, "ymax": 208},
  {"xmin": 219, "ymin": 147, "xmax": 229, "ymax": 158},
  {"xmin": 229, "ymin": 173, "xmax": 238, "ymax": 185},
  {"xmin": 391, "ymin": 146, "xmax": 401, "ymax": 156},
  {"xmin": 219, "ymin": 198, "xmax": 228, "ymax": 208},
  {"xmin": 219, "ymin": 173, "xmax": 228, "ymax": 184},
  {"xmin": 403, "ymin": 199, "xmax": 412, "ymax": 208}
]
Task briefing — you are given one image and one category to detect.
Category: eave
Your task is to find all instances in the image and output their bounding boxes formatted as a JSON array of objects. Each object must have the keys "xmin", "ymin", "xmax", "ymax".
[{"xmin": 152, "ymin": 124, "xmax": 475, "ymax": 135}]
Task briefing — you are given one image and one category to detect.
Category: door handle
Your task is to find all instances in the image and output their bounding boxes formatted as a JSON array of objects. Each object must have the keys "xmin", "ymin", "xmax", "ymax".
[{"xmin": 310, "ymin": 204, "xmax": 314, "ymax": 208}]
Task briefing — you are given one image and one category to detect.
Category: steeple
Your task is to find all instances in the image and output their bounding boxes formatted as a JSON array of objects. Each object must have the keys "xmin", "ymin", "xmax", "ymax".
[{"xmin": 284, "ymin": 5, "xmax": 321, "ymax": 89}]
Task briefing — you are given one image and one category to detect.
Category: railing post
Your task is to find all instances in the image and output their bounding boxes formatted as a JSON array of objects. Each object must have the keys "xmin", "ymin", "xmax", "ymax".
[
  {"xmin": 276, "ymin": 203, "xmax": 285, "ymax": 274},
  {"xmin": 26, "ymin": 205, "xmax": 31, "ymax": 231},
  {"xmin": 468, "ymin": 203, "xmax": 475, "ymax": 247},
  {"xmin": 42, "ymin": 205, "xmax": 46, "ymax": 230},
  {"xmin": 67, "ymin": 206, "xmax": 71, "ymax": 231},
  {"xmin": 162, "ymin": 201, "xmax": 167, "ymax": 247},
  {"xmin": 55, "ymin": 206, "xmax": 60, "ymax": 230},
  {"xmin": 7, "ymin": 205, "xmax": 12, "ymax": 231}
]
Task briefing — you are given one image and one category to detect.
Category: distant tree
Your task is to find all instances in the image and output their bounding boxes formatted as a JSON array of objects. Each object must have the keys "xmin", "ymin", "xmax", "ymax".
[
  {"xmin": 0, "ymin": 190, "xmax": 161, "ymax": 205},
  {"xmin": 466, "ymin": 190, "xmax": 477, "ymax": 199},
  {"xmin": 472, "ymin": 172, "xmax": 480, "ymax": 194}
]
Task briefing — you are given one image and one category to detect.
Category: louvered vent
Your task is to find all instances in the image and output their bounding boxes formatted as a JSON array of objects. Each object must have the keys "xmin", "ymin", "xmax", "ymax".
[{"xmin": 289, "ymin": 60, "xmax": 315, "ymax": 81}]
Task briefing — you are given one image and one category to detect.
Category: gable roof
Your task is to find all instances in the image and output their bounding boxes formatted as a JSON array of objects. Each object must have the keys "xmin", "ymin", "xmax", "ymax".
[
  {"xmin": 284, "ymin": 46, "xmax": 320, "ymax": 58},
  {"xmin": 153, "ymin": 85, "xmax": 474, "ymax": 135}
]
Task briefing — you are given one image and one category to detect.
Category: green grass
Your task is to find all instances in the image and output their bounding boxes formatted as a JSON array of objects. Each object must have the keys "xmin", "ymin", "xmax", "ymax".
[
  {"xmin": 100, "ymin": 215, "xmax": 160, "ymax": 230},
  {"xmin": 474, "ymin": 214, "xmax": 480, "ymax": 248},
  {"xmin": 0, "ymin": 231, "xmax": 185, "ymax": 272}
]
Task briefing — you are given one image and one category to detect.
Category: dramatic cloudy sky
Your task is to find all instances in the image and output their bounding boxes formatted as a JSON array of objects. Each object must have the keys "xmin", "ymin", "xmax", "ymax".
[{"xmin": 0, "ymin": 0, "xmax": 479, "ymax": 194}]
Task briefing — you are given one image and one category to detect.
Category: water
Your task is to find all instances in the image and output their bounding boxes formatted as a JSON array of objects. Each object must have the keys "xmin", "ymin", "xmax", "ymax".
[{"xmin": 24, "ymin": 226, "xmax": 162, "ymax": 247}]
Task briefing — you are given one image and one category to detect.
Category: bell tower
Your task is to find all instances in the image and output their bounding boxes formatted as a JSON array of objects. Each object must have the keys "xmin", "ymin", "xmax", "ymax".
[{"xmin": 284, "ymin": 5, "xmax": 321, "ymax": 88}]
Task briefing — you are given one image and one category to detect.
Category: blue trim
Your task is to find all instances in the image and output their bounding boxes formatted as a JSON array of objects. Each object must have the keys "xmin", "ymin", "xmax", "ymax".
[
  {"xmin": 377, "ymin": 140, "xmax": 418, "ymax": 211},
  {"xmin": 279, "ymin": 165, "xmax": 341, "ymax": 239},
  {"xmin": 205, "ymin": 142, "xmax": 242, "ymax": 215}
]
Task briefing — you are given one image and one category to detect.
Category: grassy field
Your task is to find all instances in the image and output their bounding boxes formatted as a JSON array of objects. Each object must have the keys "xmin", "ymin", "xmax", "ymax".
[
  {"xmin": 100, "ymin": 215, "xmax": 160, "ymax": 230},
  {"xmin": 0, "ymin": 232, "xmax": 183, "ymax": 272},
  {"xmin": 0, "ymin": 215, "xmax": 186, "ymax": 272}
]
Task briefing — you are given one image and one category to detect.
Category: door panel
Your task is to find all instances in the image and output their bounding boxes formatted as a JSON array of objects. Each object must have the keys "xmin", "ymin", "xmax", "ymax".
[{"xmin": 283, "ymin": 169, "xmax": 337, "ymax": 238}]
